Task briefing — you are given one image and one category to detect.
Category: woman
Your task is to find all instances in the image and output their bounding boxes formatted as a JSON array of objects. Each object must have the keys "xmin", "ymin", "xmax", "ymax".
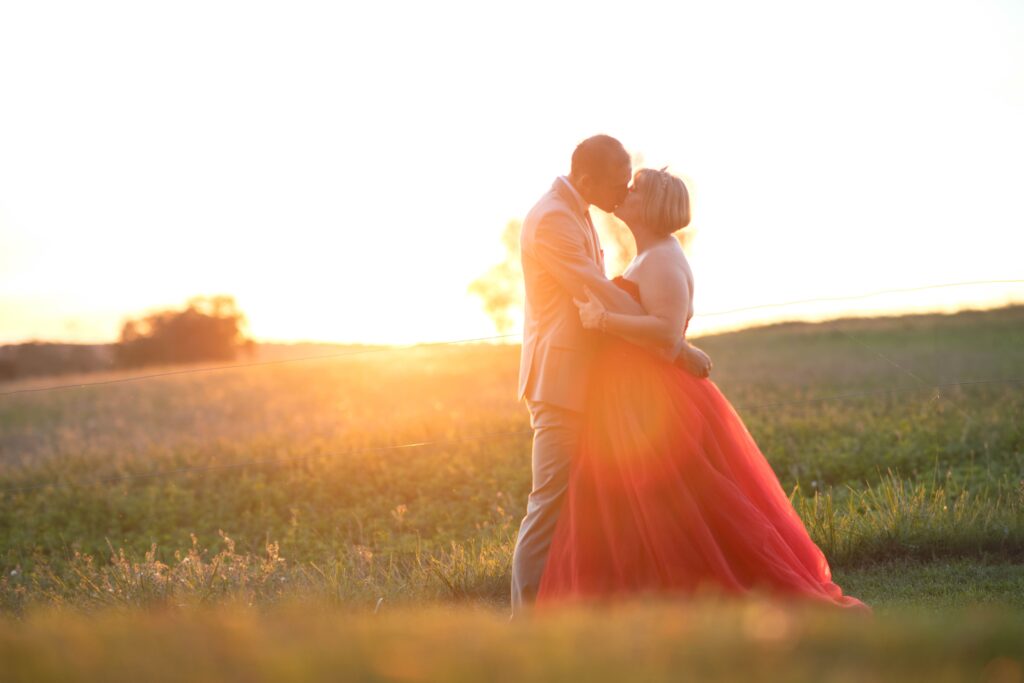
[{"xmin": 535, "ymin": 168, "xmax": 869, "ymax": 612}]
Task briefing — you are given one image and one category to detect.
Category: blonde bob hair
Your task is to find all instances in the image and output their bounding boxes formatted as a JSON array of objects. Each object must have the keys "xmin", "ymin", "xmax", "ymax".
[{"xmin": 633, "ymin": 167, "xmax": 691, "ymax": 236}]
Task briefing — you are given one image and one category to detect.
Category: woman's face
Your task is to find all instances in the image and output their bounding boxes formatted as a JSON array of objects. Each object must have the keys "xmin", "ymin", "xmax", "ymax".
[{"xmin": 612, "ymin": 182, "xmax": 643, "ymax": 227}]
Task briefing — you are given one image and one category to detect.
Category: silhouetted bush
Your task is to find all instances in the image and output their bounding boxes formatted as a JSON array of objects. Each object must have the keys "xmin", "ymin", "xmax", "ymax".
[{"xmin": 115, "ymin": 295, "xmax": 255, "ymax": 368}]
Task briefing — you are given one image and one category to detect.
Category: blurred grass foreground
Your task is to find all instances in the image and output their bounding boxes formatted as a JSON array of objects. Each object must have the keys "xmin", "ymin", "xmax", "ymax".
[
  {"xmin": 2, "ymin": 599, "xmax": 1022, "ymax": 682},
  {"xmin": 1, "ymin": 306, "xmax": 1023, "ymax": 681}
]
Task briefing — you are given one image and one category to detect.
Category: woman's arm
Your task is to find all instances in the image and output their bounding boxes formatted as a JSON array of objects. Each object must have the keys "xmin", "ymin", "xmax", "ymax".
[
  {"xmin": 575, "ymin": 249, "xmax": 689, "ymax": 350},
  {"xmin": 575, "ymin": 248, "xmax": 712, "ymax": 376}
]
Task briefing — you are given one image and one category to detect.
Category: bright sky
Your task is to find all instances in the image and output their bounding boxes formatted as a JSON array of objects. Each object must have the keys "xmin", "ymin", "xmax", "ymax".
[{"xmin": 2, "ymin": 0, "xmax": 1022, "ymax": 345}]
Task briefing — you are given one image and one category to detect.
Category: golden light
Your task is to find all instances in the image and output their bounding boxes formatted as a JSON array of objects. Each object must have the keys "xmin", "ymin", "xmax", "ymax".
[{"xmin": 1, "ymin": 0, "xmax": 1022, "ymax": 346}]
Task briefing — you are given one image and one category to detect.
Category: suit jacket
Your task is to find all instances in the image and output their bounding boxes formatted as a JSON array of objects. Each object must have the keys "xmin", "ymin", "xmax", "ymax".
[{"xmin": 518, "ymin": 178, "xmax": 647, "ymax": 412}]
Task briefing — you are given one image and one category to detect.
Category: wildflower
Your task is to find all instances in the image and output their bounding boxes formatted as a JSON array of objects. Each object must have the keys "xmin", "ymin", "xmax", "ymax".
[
  {"xmin": 354, "ymin": 545, "xmax": 374, "ymax": 564},
  {"xmin": 391, "ymin": 504, "xmax": 408, "ymax": 526}
]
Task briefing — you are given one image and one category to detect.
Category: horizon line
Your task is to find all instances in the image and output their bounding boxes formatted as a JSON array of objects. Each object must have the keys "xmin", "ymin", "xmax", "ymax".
[{"xmin": 3, "ymin": 297, "xmax": 1022, "ymax": 349}]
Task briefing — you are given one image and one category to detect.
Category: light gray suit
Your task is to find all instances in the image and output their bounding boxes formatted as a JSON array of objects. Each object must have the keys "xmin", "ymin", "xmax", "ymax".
[{"xmin": 510, "ymin": 177, "xmax": 646, "ymax": 614}]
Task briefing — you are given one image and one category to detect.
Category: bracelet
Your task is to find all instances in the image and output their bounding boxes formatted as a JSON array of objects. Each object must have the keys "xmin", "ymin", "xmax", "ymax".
[{"xmin": 598, "ymin": 310, "xmax": 608, "ymax": 333}]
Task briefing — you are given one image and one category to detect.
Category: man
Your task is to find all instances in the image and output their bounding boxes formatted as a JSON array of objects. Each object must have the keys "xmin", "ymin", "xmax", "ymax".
[{"xmin": 511, "ymin": 135, "xmax": 706, "ymax": 616}]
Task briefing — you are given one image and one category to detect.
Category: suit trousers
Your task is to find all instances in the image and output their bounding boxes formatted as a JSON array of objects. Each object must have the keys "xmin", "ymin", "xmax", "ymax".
[{"xmin": 510, "ymin": 399, "xmax": 583, "ymax": 615}]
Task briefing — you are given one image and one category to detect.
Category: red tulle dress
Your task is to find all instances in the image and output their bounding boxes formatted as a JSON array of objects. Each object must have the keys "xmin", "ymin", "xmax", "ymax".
[{"xmin": 536, "ymin": 276, "xmax": 870, "ymax": 612}]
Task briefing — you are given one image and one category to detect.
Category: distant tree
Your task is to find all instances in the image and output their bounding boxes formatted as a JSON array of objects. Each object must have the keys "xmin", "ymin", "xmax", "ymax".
[
  {"xmin": 468, "ymin": 219, "xmax": 524, "ymax": 334},
  {"xmin": 594, "ymin": 211, "xmax": 636, "ymax": 276},
  {"xmin": 115, "ymin": 295, "xmax": 255, "ymax": 368}
]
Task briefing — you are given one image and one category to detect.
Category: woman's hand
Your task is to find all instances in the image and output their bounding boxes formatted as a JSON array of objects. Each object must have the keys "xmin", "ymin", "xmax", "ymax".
[
  {"xmin": 682, "ymin": 344, "xmax": 712, "ymax": 378},
  {"xmin": 573, "ymin": 285, "xmax": 607, "ymax": 331}
]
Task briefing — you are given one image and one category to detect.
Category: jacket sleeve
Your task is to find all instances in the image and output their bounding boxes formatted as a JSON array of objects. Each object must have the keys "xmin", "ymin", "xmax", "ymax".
[{"xmin": 531, "ymin": 210, "xmax": 646, "ymax": 316}]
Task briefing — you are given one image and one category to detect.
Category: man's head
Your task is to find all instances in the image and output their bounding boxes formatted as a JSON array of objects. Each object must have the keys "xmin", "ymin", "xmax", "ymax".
[{"xmin": 568, "ymin": 134, "xmax": 632, "ymax": 213}]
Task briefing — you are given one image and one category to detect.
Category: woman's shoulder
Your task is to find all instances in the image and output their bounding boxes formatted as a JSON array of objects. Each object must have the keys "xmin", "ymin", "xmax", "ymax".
[
  {"xmin": 642, "ymin": 239, "xmax": 689, "ymax": 274},
  {"xmin": 630, "ymin": 240, "xmax": 693, "ymax": 304}
]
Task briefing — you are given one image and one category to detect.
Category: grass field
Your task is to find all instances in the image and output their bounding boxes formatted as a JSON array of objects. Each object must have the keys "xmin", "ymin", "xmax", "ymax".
[{"xmin": 1, "ymin": 306, "xmax": 1023, "ymax": 681}]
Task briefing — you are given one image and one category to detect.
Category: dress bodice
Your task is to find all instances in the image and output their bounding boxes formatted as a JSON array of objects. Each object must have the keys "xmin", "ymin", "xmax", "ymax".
[{"xmin": 612, "ymin": 275, "xmax": 642, "ymax": 304}]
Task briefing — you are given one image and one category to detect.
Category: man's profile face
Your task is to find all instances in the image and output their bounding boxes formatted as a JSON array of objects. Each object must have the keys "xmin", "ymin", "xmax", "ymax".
[{"xmin": 587, "ymin": 157, "xmax": 632, "ymax": 213}]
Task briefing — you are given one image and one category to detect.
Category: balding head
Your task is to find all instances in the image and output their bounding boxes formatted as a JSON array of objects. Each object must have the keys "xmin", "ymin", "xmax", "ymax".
[{"xmin": 568, "ymin": 135, "xmax": 632, "ymax": 212}]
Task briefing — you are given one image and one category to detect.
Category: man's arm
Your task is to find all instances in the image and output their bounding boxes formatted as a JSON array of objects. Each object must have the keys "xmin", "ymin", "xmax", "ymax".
[{"xmin": 531, "ymin": 211, "xmax": 645, "ymax": 317}]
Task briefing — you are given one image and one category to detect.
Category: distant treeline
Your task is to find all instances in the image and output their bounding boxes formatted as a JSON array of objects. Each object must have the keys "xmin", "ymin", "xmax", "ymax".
[
  {"xmin": 0, "ymin": 342, "xmax": 115, "ymax": 381},
  {"xmin": 0, "ymin": 295, "xmax": 255, "ymax": 382}
]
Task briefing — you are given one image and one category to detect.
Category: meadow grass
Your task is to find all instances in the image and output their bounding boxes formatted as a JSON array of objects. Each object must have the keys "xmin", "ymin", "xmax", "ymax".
[{"xmin": 0, "ymin": 306, "xmax": 1022, "ymax": 680}]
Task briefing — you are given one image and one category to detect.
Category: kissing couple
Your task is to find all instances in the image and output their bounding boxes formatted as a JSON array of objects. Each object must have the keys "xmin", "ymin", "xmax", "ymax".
[{"xmin": 510, "ymin": 134, "xmax": 870, "ymax": 617}]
